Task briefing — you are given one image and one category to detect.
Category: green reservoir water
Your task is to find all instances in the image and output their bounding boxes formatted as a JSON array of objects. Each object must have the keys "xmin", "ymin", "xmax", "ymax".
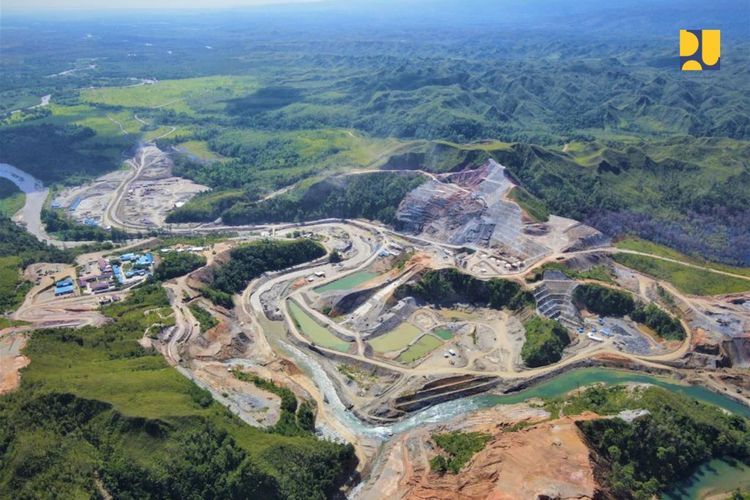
[
  {"xmin": 288, "ymin": 301, "xmax": 351, "ymax": 352},
  {"xmin": 663, "ymin": 458, "xmax": 750, "ymax": 499},
  {"xmin": 314, "ymin": 271, "xmax": 378, "ymax": 293},
  {"xmin": 477, "ymin": 368, "xmax": 750, "ymax": 419}
]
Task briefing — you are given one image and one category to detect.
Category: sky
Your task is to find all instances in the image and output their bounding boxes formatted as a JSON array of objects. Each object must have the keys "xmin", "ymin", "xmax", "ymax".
[{"xmin": 2, "ymin": 0, "xmax": 321, "ymax": 10}]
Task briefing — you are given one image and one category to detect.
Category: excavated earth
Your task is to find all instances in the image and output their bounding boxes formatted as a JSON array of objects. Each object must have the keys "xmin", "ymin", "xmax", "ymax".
[{"xmin": 358, "ymin": 403, "xmax": 603, "ymax": 500}]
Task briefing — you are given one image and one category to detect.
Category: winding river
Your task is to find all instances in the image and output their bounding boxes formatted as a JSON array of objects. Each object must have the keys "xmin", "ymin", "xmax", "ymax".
[{"xmin": 278, "ymin": 341, "xmax": 750, "ymax": 497}]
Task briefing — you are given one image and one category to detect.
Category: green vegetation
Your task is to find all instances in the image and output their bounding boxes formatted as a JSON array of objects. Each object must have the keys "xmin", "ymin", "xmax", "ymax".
[
  {"xmin": 175, "ymin": 140, "xmax": 226, "ymax": 162},
  {"xmin": 189, "ymin": 304, "xmax": 218, "ymax": 332},
  {"xmin": 527, "ymin": 262, "xmax": 614, "ymax": 284},
  {"xmin": 207, "ymin": 240, "xmax": 326, "ymax": 302},
  {"xmin": 288, "ymin": 301, "xmax": 351, "ymax": 352},
  {"xmin": 0, "ymin": 284, "xmax": 356, "ymax": 498},
  {"xmin": 398, "ymin": 268, "xmax": 533, "ymax": 310},
  {"xmin": 573, "ymin": 283, "xmax": 635, "ymax": 317},
  {"xmin": 42, "ymin": 208, "xmax": 131, "ymax": 242},
  {"xmin": 153, "ymin": 251, "xmax": 207, "ymax": 281},
  {"xmin": 328, "ymin": 250, "xmax": 342, "ymax": 264},
  {"xmin": 0, "ymin": 178, "xmax": 24, "ymax": 217},
  {"xmin": 0, "ymin": 217, "xmax": 73, "ymax": 313},
  {"xmin": 573, "ymin": 283, "xmax": 684, "ymax": 340},
  {"xmin": 613, "ymin": 254, "xmax": 750, "ymax": 296},
  {"xmin": 397, "ymin": 335, "xmax": 443, "ymax": 363},
  {"xmin": 2, "ymin": 8, "xmax": 750, "ymax": 264},
  {"xmin": 429, "ymin": 431, "xmax": 492, "ymax": 475},
  {"xmin": 616, "ymin": 237, "xmax": 750, "ymax": 278},
  {"xmin": 232, "ymin": 370, "xmax": 316, "ymax": 436},
  {"xmin": 507, "ymin": 186, "xmax": 549, "ymax": 222},
  {"xmin": 563, "ymin": 385, "xmax": 750, "ymax": 499},
  {"xmin": 520, "ymin": 315, "xmax": 571, "ymax": 367},
  {"xmin": 0, "ymin": 317, "xmax": 28, "ymax": 329},
  {"xmin": 0, "ymin": 256, "xmax": 32, "ymax": 314},
  {"xmin": 631, "ymin": 303, "xmax": 685, "ymax": 341},
  {"xmin": 166, "ymin": 189, "xmax": 247, "ymax": 223},
  {"xmin": 0, "ymin": 123, "xmax": 127, "ymax": 185},
  {"xmin": 82, "ymin": 76, "xmax": 259, "ymax": 115},
  {"xmin": 222, "ymin": 172, "xmax": 425, "ymax": 226}
]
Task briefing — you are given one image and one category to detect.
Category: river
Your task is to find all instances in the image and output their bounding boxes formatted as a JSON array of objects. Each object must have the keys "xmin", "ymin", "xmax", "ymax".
[
  {"xmin": 0, "ymin": 163, "xmax": 50, "ymax": 242},
  {"xmin": 275, "ymin": 342, "xmax": 750, "ymax": 497}
]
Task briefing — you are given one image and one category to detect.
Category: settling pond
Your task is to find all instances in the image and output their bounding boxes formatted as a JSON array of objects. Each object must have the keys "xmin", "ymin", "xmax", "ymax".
[{"xmin": 314, "ymin": 270, "xmax": 379, "ymax": 293}]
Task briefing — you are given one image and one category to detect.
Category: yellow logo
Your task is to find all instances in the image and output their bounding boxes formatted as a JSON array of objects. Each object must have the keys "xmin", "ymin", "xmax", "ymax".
[{"xmin": 680, "ymin": 29, "xmax": 720, "ymax": 71}]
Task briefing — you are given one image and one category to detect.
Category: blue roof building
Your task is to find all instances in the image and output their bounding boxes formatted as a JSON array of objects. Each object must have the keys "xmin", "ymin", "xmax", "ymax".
[
  {"xmin": 54, "ymin": 284, "xmax": 74, "ymax": 296},
  {"xmin": 56, "ymin": 277, "xmax": 74, "ymax": 287},
  {"xmin": 135, "ymin": 253, "xmax": 154, "ymax": 267},
  {"xmin": 112, "ymin": 264, "xmax": 125, "ymax": 283}
]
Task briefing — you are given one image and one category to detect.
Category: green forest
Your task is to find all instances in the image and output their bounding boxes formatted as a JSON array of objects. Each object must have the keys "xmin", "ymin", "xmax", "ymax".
[
  {"xmin": 204, "ymin": 239, "xmax": 326, "ymax": 307},
  {"xmin": 571, "ymin": 385, "xmax": 750, "ymax": 499},
  {"xmin": 154, "ymin": 252, "xmax": 207, "ymax": 281},
  {"xmin": 0, "ymin": 284, "xmax": 356, "ymax": 499},
  {"xmin": 396, "ymin": 268, "xmax": 533, "ymax": 310},
  {"xmin": 1, "ymin": 5, "xmax": 747, "ymax": 264},
  {"xmin": 573, "ymin": 284, "xmax": 685, "ymax": 340},
  {"xmin": 0, "ymin": 216, "xmax": 74, "ymax": 313},
  {"xmin": 221, "ymin": 172, "xmax": 426, "ymax": 226},
  {"xmin": 520, "ymin": 315, "xmax": 571, "ymax": 367}
]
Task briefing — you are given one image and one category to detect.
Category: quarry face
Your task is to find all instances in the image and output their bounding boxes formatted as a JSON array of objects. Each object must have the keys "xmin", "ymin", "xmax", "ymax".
[{"xmin": 395, "ymin": 159, "xmax": 607, "ymax": 265}]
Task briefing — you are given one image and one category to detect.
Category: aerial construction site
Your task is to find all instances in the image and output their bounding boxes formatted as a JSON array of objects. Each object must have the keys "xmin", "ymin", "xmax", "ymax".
[{"xmin": 2, "ymin": 144, "xmax": 750, "ymax": 498}]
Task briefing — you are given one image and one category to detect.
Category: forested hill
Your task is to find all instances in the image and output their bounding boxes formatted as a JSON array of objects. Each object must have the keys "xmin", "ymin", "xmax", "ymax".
[{"xmin": 1, "ymin": 1, "xmax": 748, "ymax": 267}]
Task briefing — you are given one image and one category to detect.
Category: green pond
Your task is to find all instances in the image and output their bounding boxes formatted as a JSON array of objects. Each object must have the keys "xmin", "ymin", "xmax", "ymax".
[
  {"xmin": 288, "ymin": 301, "xmax": 351, "ymax": 352},
  {"xmin": 397, "ymin": 335, "xmax": 443, "ymax": 363},
  {"xmin": 314, "ymin": 270, "xmax": 379, "ymax": 293},
  {"xmin": 433, "ymin": 328, "xmax": 453, "ymax": 340},
  {"xmin": 663, "ymin": 458, "xmax": 750, "ymax": 499},
  {"xmin": 368, "ymin": 322, "xmax": 422, "ymax": 352}
]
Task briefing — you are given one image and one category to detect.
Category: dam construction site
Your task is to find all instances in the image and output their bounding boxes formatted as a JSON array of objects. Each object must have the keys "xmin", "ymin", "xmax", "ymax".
[{"xmin": 2, "ymin": 144, "xmax": 750, "ymax": 499}]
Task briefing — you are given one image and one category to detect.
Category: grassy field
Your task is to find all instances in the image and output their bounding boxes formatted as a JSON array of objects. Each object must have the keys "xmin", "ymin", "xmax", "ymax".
[
  {"xmin": 507, "ymin": 186, "xmax": 549, "ymax": 223},
  {"xmin": 368, "ymin": 322, "xmax": 422, "ymax": 353},
  {"xmin": 175, "ymin": 140, "xmax": 226, "ymax": 162},
  {"xmin": 288, "ymin": 300, "xmax": 351, "ymax": 352},
  {"xmin": 189, "ymin": 304, "xmax": 218, "ymax": 332},
  {"xmin": 613, "ymin": 254, "xmax": 750, "ymax": 296},
  {"xmin": 81, "ymin": 76, "xmax": 259, "ymax": 115},
  {"xmin": 0, "ymin": 256, "xmax": 31, "ymax": 314},
  {"xmin": 616, "ymin": 237, "xmax": 750, "ymax": 278},
  {"xmin": 0, "ymin": 178, "xmax": 25, "ymax": 217},
  {"xmin": 0, "ymin": 317, "xmax": 28, "ymax": 329},
  {"xmin": 397, "ymin": 334, "xmax": 443, "ymax": 363}
]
